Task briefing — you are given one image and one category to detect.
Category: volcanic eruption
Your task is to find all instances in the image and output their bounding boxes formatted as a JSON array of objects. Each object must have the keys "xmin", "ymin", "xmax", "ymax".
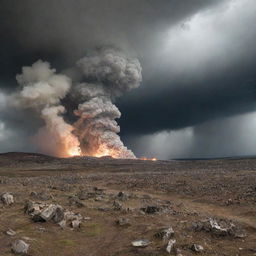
[{"xmin": 11, "ymin": 48, "xmax": 142, "ymax": 159}]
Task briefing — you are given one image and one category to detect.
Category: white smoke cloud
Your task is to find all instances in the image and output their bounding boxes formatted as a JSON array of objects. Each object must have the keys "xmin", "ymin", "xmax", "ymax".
[{"xmin": 14, "ymin": 60, "xmax": 81, "ymax": 157}]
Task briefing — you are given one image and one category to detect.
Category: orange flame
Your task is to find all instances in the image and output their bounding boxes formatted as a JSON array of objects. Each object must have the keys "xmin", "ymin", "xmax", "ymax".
[
  {"xmin": 140, "ymin": 157, "xmax": 157, "ymax": 161},
  {"xmin": 67, "ymin": 147, "xmax": 82, "ymax": 157}
]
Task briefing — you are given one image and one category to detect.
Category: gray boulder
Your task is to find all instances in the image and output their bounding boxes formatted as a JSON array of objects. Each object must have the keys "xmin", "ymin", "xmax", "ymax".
[{"xmin": 11, "ymin": 240, "xmax": 29, "ymax": 254}]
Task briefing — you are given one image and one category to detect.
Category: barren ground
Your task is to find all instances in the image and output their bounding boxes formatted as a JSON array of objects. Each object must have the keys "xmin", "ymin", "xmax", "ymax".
[{"xmin": 0, "ymin": 152, "xmax": 255, "ymax": 256}]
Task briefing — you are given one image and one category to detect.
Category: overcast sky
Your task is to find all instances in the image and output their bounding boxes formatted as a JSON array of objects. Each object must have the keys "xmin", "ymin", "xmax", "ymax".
[{"xmin": 1, "ymin": 0, "xmax": 256, "ymax": 159}]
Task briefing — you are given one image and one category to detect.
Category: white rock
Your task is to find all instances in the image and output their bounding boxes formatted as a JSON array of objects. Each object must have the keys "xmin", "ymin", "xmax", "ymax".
[
  {"xmin": 6, "ymin": 228, "xmax": 16, "ymax": 236},
  {"xmin": 166, "ymin": 239, "xmax": 176, "ymax": 254},
  {"xmin": 191, "ymin": 244, "xmax": 204, "ymax": 252},
  {"xmin": 71, "ymin": 219, "xmax": 81, "ymax": 228},
  {"xmin": 131, "ymin": 239, "xmax": 150, "ymax": 247},
  {"xmin": 40, "ymin": 204, "xmax": 57, "ymax": 221},
  {"xmin": 1, "ymin": 192, "xmax": 14, "ymax": 205},
  {"xmin": 11, "ymin": 240, "xmax": 29, "ymax": 254}
]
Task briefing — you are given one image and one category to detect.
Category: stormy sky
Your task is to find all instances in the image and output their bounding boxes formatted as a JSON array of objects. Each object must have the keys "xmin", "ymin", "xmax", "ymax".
[{"xmin": 1, "ymin": 0, "xmax": 256, "ymax": 159}]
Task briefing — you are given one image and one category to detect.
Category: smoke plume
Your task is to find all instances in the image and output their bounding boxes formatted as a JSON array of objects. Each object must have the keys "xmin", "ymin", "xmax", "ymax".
[
  {"xmin": 73, "ymin": 48, "xmax": 142, "ymax": 158},
  {"xmin": 11, "ymin": 48, "xmax": 142, "ymax": 158},
  {"xmin": 14, "ymin": 60, "xmax": 81, "ymax": 157}
]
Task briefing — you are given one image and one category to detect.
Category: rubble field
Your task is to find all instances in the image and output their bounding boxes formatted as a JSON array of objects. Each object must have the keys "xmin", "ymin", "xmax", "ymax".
[{"xmin": 0, "ymin": 152, "xmax": 255, "ymax": 256}]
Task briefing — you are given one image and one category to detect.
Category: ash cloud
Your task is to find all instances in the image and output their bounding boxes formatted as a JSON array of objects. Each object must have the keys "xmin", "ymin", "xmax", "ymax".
[
  {"xmin": 1, "ymin": 49, "xmax": 142, "ymax": 158},
  {"xmin": 73, "ymin": 48, "xmax": 142, "ymax": 158}
]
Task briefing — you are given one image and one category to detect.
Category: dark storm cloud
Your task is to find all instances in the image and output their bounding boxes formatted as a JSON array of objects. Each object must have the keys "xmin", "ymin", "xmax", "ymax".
[
  {"xmin": 0, "ymin": 0, "xmax": 222, "ymax": 85},
  {"xmin": 1, "ymin": 0, "xmax": 256, "ymax": 158},
  {"xmin": 118, "ymin": 0, "xmax": 256, "ymax": 136}
]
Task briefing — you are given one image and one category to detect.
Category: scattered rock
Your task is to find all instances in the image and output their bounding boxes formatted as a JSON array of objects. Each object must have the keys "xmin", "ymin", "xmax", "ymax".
[
  {"xmin": 1, "ymin": 192, "xmax": 14, "ymax": 205},
  {"xmin": 6, "ymin": 228, "xmax": 16, "ymax": 236},
  {"xmin": 154, "ymin": 227, "xmax": 174, "ymax": 240},
  {"xmin": 175, "ymin": 248, "xmax": 183, "ymax": 256},
  {"xmin": 131, "ymin": 239, "xmax": 151, "ymax": 247},
  {"xmin": 191, "ymin": 244, "xmax": 204, "ymax": 253},
  {"xmin": 116, "ymin": 191, "xmax": 128, "ymax": 201},
  {"xmin": 225, "ymin": 198, "xmax": 233, "ymax": 206},
  {"xmin": 141, "ymin": 205, "xmax": 160, "ymax": 214},
  {"xmin": 113, "ymin": 200, "xmax": 122, "ymax": 211},
  {"xmin": 166, "ymin": 239, "xmax": 176, "ymax": 254},
  {"xmin": 40, "ymin": 204, "xmax": 59, "ymax": 221},
  {"xmin": 71, "ymin": 219, "xmax": 81, "ymax": 228},
  {"xmin": 58, "ymin": 220, "xmax": 66, "ymax": 229},
  {"xmin": 64, "ymin": 211, "xmax": 83, "ymax": 222},
  {"xmin": 95, "ymin": 196, "xmax": 104, "ymax": 201},
  {"xmin": 38, "ymin": 227, "xmax": 47, "ymax": 232},
  {"xmin": 25, "ymin": 201, "xmax": 83, "ymax": 228},
  {"xmin": 53, "ymin": 205, "xmax": 65, "ymax": 223},
  {"xmin": 116, "ymin": 217, "xmax": 130, "ymax": 226},
  {"xmin": 93, "ymin": 187, "xmax": 104, "ymax": 195},
  {"xmin": 69, "ymin": 196, "xmax": 85, "ymax": 208},
  {"xmin": 193, "ymin": 218, "xmax": 247, "ymax": 238},
  {"xmin": 30, "ymin": 191, "xmax": 37, "ymax": 197},
  {"xmin": 24, "ymin": 201, "xmax": 46, "ymax": 216},
  {"xmin": 11, "ymin": 240, "xmax": 29, "ymax": 254}
]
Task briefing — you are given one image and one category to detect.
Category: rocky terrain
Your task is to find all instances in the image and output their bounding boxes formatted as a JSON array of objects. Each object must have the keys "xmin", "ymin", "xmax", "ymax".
[{"xmin": 0, "ymin": 152, "xmax": 255, "ymax": 256}]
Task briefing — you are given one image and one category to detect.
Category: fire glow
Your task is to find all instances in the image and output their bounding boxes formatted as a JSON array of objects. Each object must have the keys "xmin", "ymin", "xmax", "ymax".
[{"xmin": 140, "ymin": 157, "xmax": 157, "ymax": 161}]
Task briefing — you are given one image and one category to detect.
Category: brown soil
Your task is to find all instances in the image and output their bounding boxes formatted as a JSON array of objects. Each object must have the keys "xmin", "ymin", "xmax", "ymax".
[{"xmin": 0, "ymin": 152, "xmax": 255, "ymax": 256}]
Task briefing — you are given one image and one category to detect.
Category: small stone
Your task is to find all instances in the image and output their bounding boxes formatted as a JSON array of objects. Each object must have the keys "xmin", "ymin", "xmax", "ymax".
[
  {"xmin": 58, "ymin": 220, "xmax": 66, "ymax": 229},
  {"xmin": 131, "ymin": 239, "xmax": 150, "ymax": 247},
  {"xmin": 11, "ymin": 240, "xmax": 29, "ymax": 254},
  {"xmin": 116, "ymin": 218, "xmax": 130, "ymax": 226},
  {"xmin": 71, "ymin": 219, "xmax": 81, "ymax": 228},
  {"xmin": 30, "ymin": 191, "xmax": 37, "ymax": 197},
  {"xmin": 1, "ymin": 192, "xmax": 14, "ymax": 205},
  {"xmin": 116, "ymin": 191, "xmax": 128, "ymax": 201},
  {"xmin": 154, "ymin": 227, "xmax": 174, "ymax": 240},
  {"xmin": 166, "ymin": 239, "xmax": 176, "ymax": 254},
  {"xmin": 38, "ymin": 227, "xmax": 47, "ymax": 232},
  {"xmin": 113, "ymin": 201, "xmax": 122, "ymax": 211},
  {"xmin": 175, "ymin": 248, "xmax": 183, "ymax": 256},
  {"xmin": 191, "ymin": 244, "xmax": 204, "ymax": 253},
  {"xmin": 226, "ymin": 198, "xmax": 233, "ymax": 205},
  {"xmin": 6, "ymin": 229, "xmax": 16, "ymax": 236},
  {"xmin": 141, "ymin": 205, "xmax": 161, "ymax": 214}
]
